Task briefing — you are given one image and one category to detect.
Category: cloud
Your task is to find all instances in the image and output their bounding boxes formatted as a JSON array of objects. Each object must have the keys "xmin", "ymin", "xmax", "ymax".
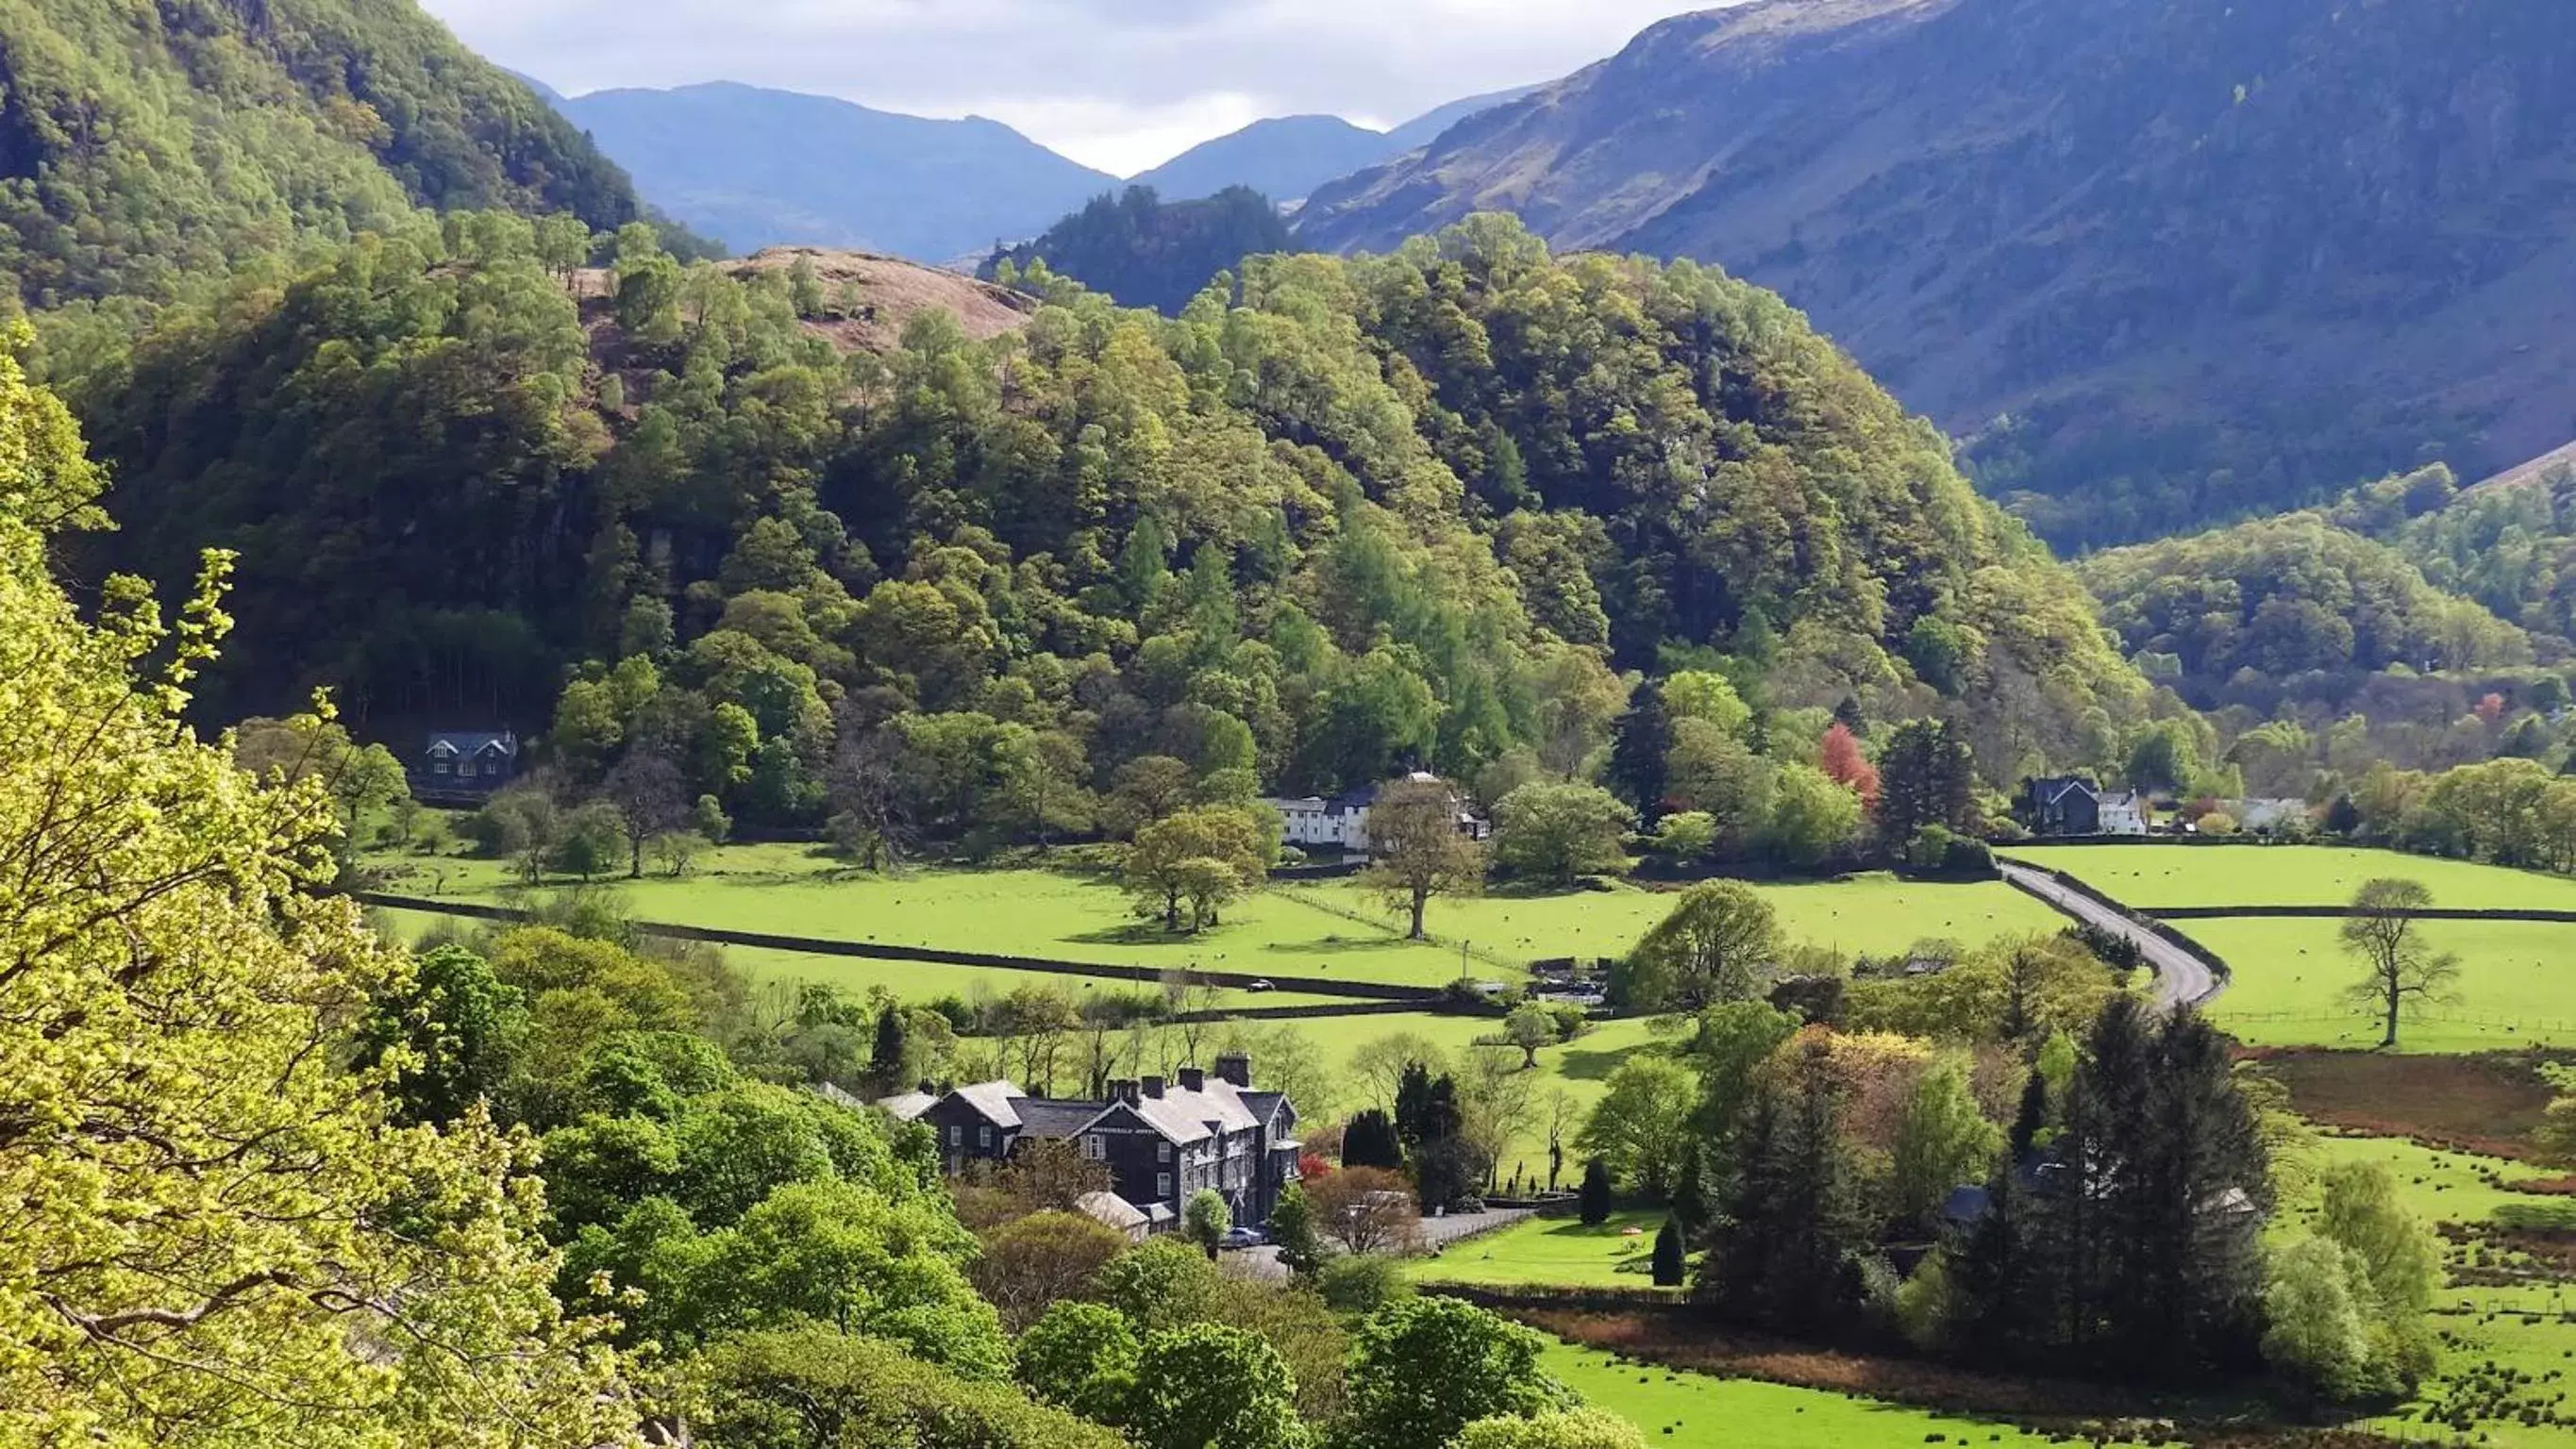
[{"xmin": 422, "ymin": 0, "xmax": 1710, "ymax": 174}]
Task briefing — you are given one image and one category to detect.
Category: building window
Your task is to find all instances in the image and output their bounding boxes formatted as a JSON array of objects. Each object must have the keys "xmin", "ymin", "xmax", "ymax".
[
  {"xmin": 979, "ymin": 1125, "xmax": 994, "ymax": 1150},
  {"xmin": 459, "ymin": 761, "xmax": 477, "ymax": 778},
  {"xmin": 946, "ymin": 1124, "xmax": 962, "ymax": 1147},
  {"xmin": 1158, "ymin": 1141, "xmax": 1172, "ymax": 1163},
  {"xmin": 433, "ymin": 760, "xmax": 452, "ymax": 774},
  {"xmin": 1157, "ymin": 1173, "xmax": 1173, "ymax": 1198},
  {"xmin": 1082, "ymin": 1134, "xmax": 1105, "ymax": 1160}
]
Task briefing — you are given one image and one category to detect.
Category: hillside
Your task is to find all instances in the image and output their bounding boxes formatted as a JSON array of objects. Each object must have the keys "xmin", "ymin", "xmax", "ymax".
[
  {"xmin": 1297, "ymin": 0, "xmax": 2576, "ymax": 548},
  {"xmin": 1130, "ymin": 87, "xmax": 1540, "ymax": 207},
  {"xmin": 551, "ymin": 81, "xmax": 1116, "ymax": 260},
  {"xmin": 2077, "ymin": 512, "xmax": 2534, "ymax": 710},
  {"xmin": 60, "ymin": 213, "xmax": 2146, "ymax": 811},
  {"xmin": 0, "ymin": 0, "xmax": 640, "ymax": 305},
  {"xmin": 1129, "ymin": 116, "xmax": 1395, "ymax": 206},
  {"xmin": 981, "ymin": 186, "xmax": 1294, "ymax": 314}
]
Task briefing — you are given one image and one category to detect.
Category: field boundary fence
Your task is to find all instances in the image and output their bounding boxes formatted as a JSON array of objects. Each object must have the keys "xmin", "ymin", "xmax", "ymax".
[
  {"xmin": 2217, "ymin": 1008, "xmax": 2576, "ymax": 1040},
  {"xmin": 2154, "ymin": 904, "xmax": 2576, "ymax": 923},
  {"xmin": 357, "ymin": 891, "xmax": 1450, "ymax": 1004}
]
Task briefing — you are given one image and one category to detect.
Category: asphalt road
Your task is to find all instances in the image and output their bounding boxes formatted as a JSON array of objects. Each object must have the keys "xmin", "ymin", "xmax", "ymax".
[{"xmin": 1999, "ymin": 861, "xmax": 2220, "ymax": 1011}]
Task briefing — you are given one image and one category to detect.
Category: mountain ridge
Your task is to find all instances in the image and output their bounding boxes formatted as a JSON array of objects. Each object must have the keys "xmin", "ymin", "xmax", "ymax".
[{"xmin": 1298, "ymin": 0, "xmax": 2576, "ymax": 549}]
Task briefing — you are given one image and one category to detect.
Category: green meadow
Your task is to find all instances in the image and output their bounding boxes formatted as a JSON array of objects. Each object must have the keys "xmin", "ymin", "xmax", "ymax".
[
  {"xmin": 2010, "ymin": 843, "xmax": 2576, "ymax": 913},
  {"xmin": 1410, "ymin": 1210, "xmax": 1675, "ymax": 1289},
  {"xmin": 1541, "ymin": 1341, "xmax": 2094, "ymax": 1449},
  {"xmin": 2175, "ymin": 916, "xmax": 2576, "ymax": 1052},
  {"xmin": 1295, "ymin": 873, "xmax": 2066, "ymax": 966}
]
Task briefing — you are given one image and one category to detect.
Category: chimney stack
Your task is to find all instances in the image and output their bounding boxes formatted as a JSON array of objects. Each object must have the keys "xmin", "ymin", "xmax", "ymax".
[
  {"xmin": 916, "ymin": 1079, "xmax": 935, "ymax": 1095},
  {"xmin": 1178, "ymin": 1066, "xmax": 1205, "ymax": 1092},
  {"xmin": 1110, "ymin": 1078, "xmax": 1138, "ymax": 1107},
  {"xmin": 1214, "ymin": 1052, "xmax": 1251, "ymax": 1089},
  {"xmin": 1142, "ymin": 1075, "xmax": 1165, "ymax": 1099}
]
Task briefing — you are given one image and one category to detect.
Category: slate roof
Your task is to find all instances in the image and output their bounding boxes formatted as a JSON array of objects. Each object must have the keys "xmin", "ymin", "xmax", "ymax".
[
  {"xmin": 1163, "ymin": 1078, "xmax": 1260, "ymax": 1135},
  {"xmin": 875, "ymin": 1089, "xmax": 937, "ymax": 1122},
  {"xmin": 1238, "ymin": 1090, "xmax": 1288, "ymax": 1126},
  {"xmin": 1016, "ymin": 1099, "xmax": 1110, "ymax": 1139},
  {"xmin": 426, "ymin": 731, "xmax": 518, "ymax": 758},
  {"xmin": 952, "ymin": 1080, "xmax": 1027, "ymax": 1128},
  {"xmin": 1124, "ymin": 1095, "xmax": 1215, "ymax": 1145},
  {"xmin": 1075, "ymin": 1191, "xmax": 1149, "ymax": 1232}
]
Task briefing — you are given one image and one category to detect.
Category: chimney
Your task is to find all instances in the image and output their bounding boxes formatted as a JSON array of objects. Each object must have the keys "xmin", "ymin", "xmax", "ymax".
[
  {"xmin": 1142, "ymin": 1075, "xmax": 1165, "ymax": 1099},
  {"xmin": 1178, "ymin": 1066, "xmax": 1205, "ymax": 1093},
  {"xmin": 1109, "ymin": 1078, "xmax": 1138, "ymax": 1107},
  {"xmin": 1214, "ymin": 1052, "xmax": 1250, "ymax": 1089},
  {"xmin": 916, "ymin": 1079, "xmax": 935, "ymax": 1096}
]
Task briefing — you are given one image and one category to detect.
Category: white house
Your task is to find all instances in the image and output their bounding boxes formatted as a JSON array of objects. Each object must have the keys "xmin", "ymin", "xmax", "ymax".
[
  {"xmin": 1263, "ymin": 773, "xmax": 1489, "ymax": 855},
  {"xmin": 2097, "ymin": 790, "xmax": 2149, "ymax": 836}
]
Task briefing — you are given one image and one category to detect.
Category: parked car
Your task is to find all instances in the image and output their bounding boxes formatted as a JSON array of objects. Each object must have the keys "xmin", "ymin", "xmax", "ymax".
[
  {"xmin": 1220, "ymin": 1226, "xmax": 1267, "ymax": 1250},
  {"xmin": 1246, "ymin": 979, "xmax": 1276, "ymax": 992}
]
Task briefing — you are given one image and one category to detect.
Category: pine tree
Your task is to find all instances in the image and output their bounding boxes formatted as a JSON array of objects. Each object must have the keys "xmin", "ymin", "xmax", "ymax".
[
  {"xmin": 1607, "ymin": 680, "xmax": 1673, "ymax": 824},
  {"xmin": 1343, "ymin": 1109, "xmax": 1405, "ymax": 1170},
  {"xmin": 1709, "ymin": 1041, "xmax": 1865, "ymax": 1334},
  {"xmin": 1651, "ymin": 1216, "xmax": 1686, "ymax": 1287},
  {"xmin": 869, "ymin": 1004, "xmax": 908, "ymax": 1091},
  {"xmin": 2008, "ymin": 1066, "xmax": 2049, "ymax": 1158},
  {"xmin": 1579, "ymin": 1158, "xmax": 1614, "ymax": 1225},
  {"xmin": 1876, "ymin": 719, "xmax": 1973, "ymax": 841}
]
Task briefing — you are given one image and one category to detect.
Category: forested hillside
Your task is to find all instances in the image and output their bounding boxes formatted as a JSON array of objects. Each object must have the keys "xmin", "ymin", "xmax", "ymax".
[
  {"xmin": 2078, "ymin": 515, "xmax": 2535, "ymax": 707},
  {"xmin": 985, "ymin": 186, "xmax": 1294, "ymax": 315},
  {"xmin": 1298, "ymin": 0, "xmax": 2576, "ymax": 548},
  {"xmin": 61, "ymin": 212, "xmax": 2149, "ymax": 831},
  {"xmin": 0, "ymin": 0, "xmax": 642, "ymax": 305}
]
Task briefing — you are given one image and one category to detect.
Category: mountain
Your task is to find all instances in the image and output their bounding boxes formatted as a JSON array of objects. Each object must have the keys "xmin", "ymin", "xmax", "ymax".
[
  {"xmin": 1379, "ymin": 85, "xmax": 1540, "ymax": 155},
  {"xmin": 984, "ymin": 186, "xmax": 1293, "ymax": 314},
  {"xmin": 552, "ymin": 82, "xmax": 1115, "ymax": 260},
  {"xmin": 1129, "ymin": 116, "xmax": 1395, "ymax": 206},
  {"xmin": 1297, "ymin": 0, "xmax": 2576, "ymax": 549},
  {"xmin": 0, "ymin": 0, "xmax": 641, "ymax": 305},
  {"xmin": 1129, "ymin": 89, "xmax": 1542, "ymax": 208}
]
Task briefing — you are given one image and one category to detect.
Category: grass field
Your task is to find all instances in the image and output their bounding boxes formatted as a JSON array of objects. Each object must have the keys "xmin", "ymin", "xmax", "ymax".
[
  {"xmin": 2175, "ymin": 916, "xmax": 2576, "ymax": 1052},
  {"xmin": 1295, "ymin": 874, "xmax": 2067, "ymax": 964},
  {"xmin": 2011, "ymin": 844, "xmax": 2576, "ymax": 912},
  {"xmin": 1411, "ymin": 1211, "xmax": 1673, "ymax": 1289},
  {"xmin": 2286, "ymin": 1136, "xmax": 2576, "ymax": 1448},
  {"xmin": 1543, "ymin": 1341, "xmax": 2079, "ymax": 1449},
  {"xmin": 366, "ymin": 845, "xmax": 1476, "ymax": 988}
]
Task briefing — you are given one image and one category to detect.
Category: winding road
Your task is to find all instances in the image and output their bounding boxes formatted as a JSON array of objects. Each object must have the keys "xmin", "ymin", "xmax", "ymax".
[{"xmin": 1998, "ymin": 861, "xmax": 2222, "ymax": 1012}]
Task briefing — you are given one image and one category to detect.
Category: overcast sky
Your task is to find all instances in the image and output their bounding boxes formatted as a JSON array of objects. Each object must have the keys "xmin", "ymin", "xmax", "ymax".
[{"xmin": 419, "ymin": 0, "xmax": 1712, "ymax": 176}]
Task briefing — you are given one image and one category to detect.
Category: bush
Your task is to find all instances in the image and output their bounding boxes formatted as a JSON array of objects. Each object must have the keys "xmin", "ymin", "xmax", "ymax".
[
  {"xmin": 1316, "ymin": 1254, "xmax": 1415, "ymax": 1316},
  {"xmin": 1941, "ymin": 835, "xmax": 1996, "ymax": 877},
  {"xmin": 693, "ymin": 1325, "xmax": 1126, "ymax": 1448}
]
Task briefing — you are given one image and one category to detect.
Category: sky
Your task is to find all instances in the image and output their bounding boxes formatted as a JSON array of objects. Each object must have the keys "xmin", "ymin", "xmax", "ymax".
[{"xmin": 419, "ymin": 0, "xmax": 1712, "ymax": 176}]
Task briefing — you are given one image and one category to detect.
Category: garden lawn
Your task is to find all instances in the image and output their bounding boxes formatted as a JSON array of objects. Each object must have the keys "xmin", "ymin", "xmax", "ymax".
[
  {"xmin": 1410, "ymin": 1211, "xmax": 1673, "ymax": 1289},
  {"xmin": 363, "ymin": 844, "xmax": 1473, "ymax": 989},
  {"xmin": 1541, "ymin": 1341, "xmax": 2080, "ymax": 1449},
  {"xmin": 2011, "ymin": 843, "xmax": 2576, "ymax": 912},
  {"xmin": 2176, "ymin": 916, "xmax": 2576, "ymax": 1052},
  {"xmin": 1291, "ymin": 874, "xmax": 2066, "ymax": 966}
]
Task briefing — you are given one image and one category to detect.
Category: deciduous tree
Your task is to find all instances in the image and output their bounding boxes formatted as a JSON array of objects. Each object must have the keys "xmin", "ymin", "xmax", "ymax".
[
  {"xmin": 2339, "ymin": 878, "xmax": 2461, "ymax": 1047},
  {"xmin": 1363, "ymin": 775, "xmax": 1486, "ymax": 938}
]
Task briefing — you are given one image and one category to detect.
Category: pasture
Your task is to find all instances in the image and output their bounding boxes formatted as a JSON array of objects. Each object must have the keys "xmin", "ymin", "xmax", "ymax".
[
  {"xmin": 366, "ymin": 844, "xmax": 1475, "ymax": 988},
  {"xmin": 2010, "ymin": 843, "xmax": 2576, "ymax": 912},
  {"xmin": 1542, "ymin": 1341, "xmax": 2074, "ymax": 1449},
  {"xmin": 1295, "ymin": 873, "xmax": 2067, "ymax": 965},
  {"xmin": 2177, "ymin": 916, "xmax": 2576, "ymax": 1052},
  {"xmin": 1410, "ymin": 1210, "xmax": 1673, "ymax": 1289}
]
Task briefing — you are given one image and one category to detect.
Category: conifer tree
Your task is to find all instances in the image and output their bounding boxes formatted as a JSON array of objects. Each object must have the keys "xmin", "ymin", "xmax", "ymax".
[
  {"xmin": 1579, "ymin": 1158, "xmax": 1614, "ymax": 1225},
  {"xmin": 1650, "ymin": 1217, "xmax": 1686, "ymax": 1287}
]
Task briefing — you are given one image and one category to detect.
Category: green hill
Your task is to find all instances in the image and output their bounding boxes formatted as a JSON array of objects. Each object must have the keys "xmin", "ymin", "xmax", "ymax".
[
  {"xmin": 62, "ymin": 213, "xmax": 2149, "ymax": 819},
  {"xmin": 0, "ymin": 0, "xmax": 643, "ymax": 304}
]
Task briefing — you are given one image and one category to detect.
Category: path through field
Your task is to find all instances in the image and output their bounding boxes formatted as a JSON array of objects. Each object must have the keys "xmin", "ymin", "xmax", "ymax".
[{"xmin": 1997, "ymin": 861, "xmax": 2220, "ymax": 1011}]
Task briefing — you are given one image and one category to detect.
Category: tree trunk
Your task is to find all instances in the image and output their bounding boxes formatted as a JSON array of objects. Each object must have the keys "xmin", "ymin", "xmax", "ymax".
[{"xmin": 1409, "ymin": 891, "xmax": 1429, "ymax": 940}]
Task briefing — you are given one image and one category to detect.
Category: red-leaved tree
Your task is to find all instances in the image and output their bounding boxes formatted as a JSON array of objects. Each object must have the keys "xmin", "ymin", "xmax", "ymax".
[{"xmin": 1819, "ymin": 723, "xmax": 1882, "ymax": 807}]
